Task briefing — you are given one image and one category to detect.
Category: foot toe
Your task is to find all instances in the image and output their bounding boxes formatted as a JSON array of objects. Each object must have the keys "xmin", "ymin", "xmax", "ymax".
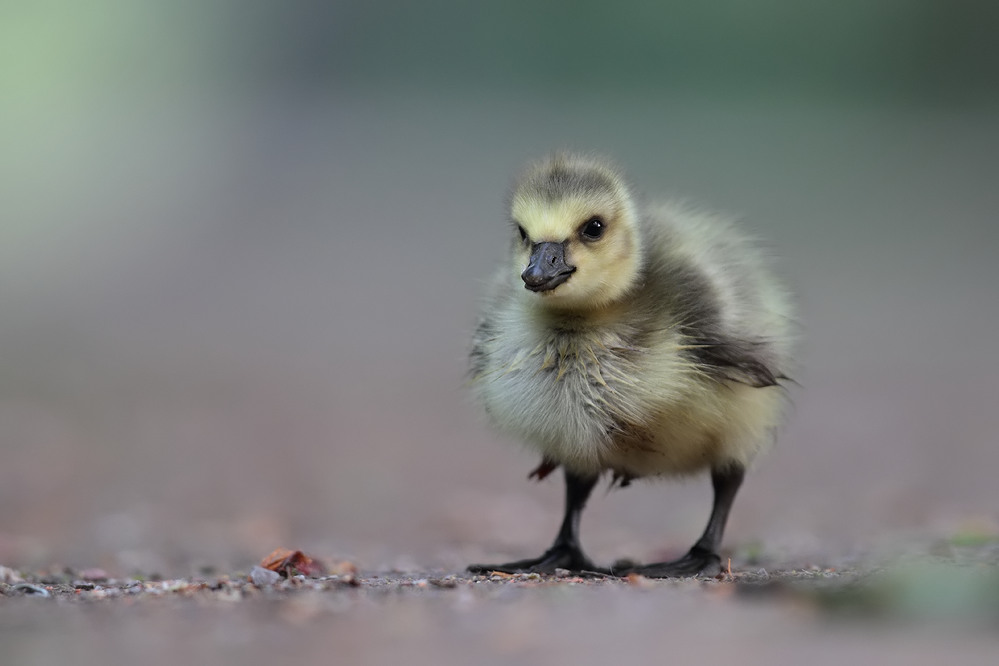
[
  {"xmin": 616, "ymin": 548, "xmax": 721, "ymax": 578},
  {"xmin": 468, "ymin": 546, "xmax": 607, "ymax": 575}
]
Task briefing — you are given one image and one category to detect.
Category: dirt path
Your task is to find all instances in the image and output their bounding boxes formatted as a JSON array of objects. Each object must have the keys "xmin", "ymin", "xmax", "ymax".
[{"xmin": 3, "ymin": 544, "xmax": 998, "ymax": 666}]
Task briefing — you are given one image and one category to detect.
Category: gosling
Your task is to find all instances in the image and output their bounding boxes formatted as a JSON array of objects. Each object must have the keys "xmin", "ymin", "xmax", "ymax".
[{"xmin": 467, "ymin": 153, "xmax": 794, "ymax": 577}]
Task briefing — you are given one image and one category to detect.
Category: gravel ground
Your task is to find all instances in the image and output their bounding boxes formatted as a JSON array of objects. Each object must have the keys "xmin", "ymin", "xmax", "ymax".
[{"xmin": 3, "ymin": 541, "xmax": 999, "ymax": 666}]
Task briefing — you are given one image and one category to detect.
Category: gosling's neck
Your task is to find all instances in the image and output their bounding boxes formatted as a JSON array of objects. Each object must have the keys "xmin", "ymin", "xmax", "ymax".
[{"xmin": 524, "ymin": 283, "xmax": 646, "ymax": 333}]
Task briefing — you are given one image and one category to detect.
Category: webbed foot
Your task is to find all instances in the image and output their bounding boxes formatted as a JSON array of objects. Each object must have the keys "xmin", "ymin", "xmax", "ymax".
[
  {"xmin": 468, "ymin": 544, "xmax": 609, "ymax": 576},
  {"xmin": 616, "ymin": 546, "xmax": 721, "ymax": 578}
]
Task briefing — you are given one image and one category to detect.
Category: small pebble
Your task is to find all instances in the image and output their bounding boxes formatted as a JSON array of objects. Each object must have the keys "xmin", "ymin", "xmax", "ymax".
[
  {"xmin": 0, "ymin": 566, "xmax": 24, "ymax": 584},
  {"xmin": 429, "ymin": 577, "xmax": 458, "ymax": 588},
  {"xmin": 250, "ymin": 566, "xmax": 281, "ymax": 587},
  {"xmin": 13, "ymin": 583, "xmax": 51, "ymax": 598},
  {"xmin": 79, "ymin": 568, "xmax": 109, "ymax": 582}
]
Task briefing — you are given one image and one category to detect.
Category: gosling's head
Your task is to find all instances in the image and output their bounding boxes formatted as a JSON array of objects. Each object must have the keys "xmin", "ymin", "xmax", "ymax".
[{"xmin": 509, "ymin": 153, "xmax": 642, "ymax": 311}]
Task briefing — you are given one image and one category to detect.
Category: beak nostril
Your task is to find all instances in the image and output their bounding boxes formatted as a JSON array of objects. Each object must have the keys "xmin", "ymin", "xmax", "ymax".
[{"xmin": 522, "ymin": 241, "xmax": 573, "ymax": 291}]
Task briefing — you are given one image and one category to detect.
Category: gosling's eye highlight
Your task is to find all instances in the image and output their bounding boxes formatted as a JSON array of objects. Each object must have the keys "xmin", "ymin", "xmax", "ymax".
[
  {"xmin": 580, "ymin": 216, "xmax": 605, "ymax": 241},
  {"xmin": 517, "ymin": 225, "xmax": 528, "ymax": 242}
]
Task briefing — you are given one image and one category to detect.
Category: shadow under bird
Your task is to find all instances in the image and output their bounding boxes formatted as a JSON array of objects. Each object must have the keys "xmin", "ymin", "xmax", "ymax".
[{"xmin": 468, "ymin": 153, "xmax": 794, "ymax": 577}]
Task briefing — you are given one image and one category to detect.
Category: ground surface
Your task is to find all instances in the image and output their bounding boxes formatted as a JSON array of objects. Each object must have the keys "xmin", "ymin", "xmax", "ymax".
[{"xmin": 3, "ymin": 540, "xmax": 999, "ymax": 666}]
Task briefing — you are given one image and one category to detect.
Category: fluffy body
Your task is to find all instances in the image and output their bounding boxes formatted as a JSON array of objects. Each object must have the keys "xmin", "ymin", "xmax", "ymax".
[{"xmin": 470, "ymin": 154, "xmax": 793, "ymax": 482}]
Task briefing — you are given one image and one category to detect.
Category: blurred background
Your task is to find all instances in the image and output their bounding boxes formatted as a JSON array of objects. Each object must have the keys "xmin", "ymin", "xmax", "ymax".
[{"xmin": 2, "ymin": 0, "xmax": 998, "ymax": 576}]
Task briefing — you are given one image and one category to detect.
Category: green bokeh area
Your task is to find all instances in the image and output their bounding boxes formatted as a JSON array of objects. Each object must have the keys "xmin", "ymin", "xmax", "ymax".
[{"xmin": 3, "ymin": 1, "xmax": 997, "ymax": 100}]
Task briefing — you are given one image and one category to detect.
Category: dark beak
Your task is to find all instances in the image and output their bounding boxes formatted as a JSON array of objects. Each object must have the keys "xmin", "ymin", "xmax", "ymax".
[{"xmin": 521, "ymin": 241, "xmax": 576, "ymax": 292}]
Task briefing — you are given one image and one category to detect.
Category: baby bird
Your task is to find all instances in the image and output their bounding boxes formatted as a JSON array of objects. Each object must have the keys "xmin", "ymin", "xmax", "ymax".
[{"xmin": 467, "ymin": 153, "xmax": 794, "ymax": 577}]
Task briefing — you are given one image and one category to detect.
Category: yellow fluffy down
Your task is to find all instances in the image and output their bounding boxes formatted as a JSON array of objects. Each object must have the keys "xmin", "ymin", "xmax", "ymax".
[{"xmin": 470, "ymin": 153, "xmax": 794, "ymax": 481}]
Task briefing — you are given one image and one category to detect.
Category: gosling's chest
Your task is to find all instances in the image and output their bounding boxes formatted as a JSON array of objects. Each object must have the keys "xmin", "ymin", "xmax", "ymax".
[{"xmin": 476, "ymin": 328, "xmax": 649, "ymax": 452}]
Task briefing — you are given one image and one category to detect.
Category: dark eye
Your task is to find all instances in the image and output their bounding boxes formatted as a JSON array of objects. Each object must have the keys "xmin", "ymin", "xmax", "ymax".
[
  {"xmin": 517, "ymin": 225, "xmax": 528, "ymax": 242},
  {"xmin": 580, "ymin": 216, "xmax": 605, "ymax": 241}
]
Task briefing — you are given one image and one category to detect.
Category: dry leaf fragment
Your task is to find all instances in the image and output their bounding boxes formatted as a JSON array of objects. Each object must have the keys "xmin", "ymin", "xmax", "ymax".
[
  {"xmin": 625, "ymin": 572, "xmax": 655, "ymax": 589},
  {"xmin": 259, "ymin": 548, "xmax": 326, "ymax": 577}
]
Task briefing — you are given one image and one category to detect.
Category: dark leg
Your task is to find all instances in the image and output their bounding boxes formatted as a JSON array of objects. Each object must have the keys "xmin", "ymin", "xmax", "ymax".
[
  {"xmin": 468, "ymin": 469, "xmax": 607, "ymax": 575},
  {"xmin": 619, "ymin": 464, "xmax": 745, "ymax": 578}
]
